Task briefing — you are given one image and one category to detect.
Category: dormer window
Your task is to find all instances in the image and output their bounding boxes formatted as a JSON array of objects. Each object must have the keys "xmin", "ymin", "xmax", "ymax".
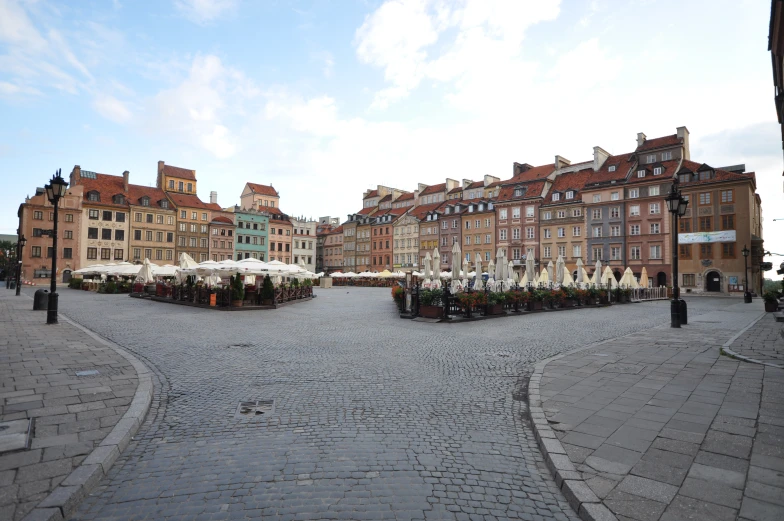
[
  {"xmin": 478, "ymin": 203, "xmax": 484, "ymax": 211},
  {"xmin": 160, "ymin": 200, "xmax": 169, "ymax": 209},
  {"xmin": 637, "ymin": 169, "xmax": 646, "ymax": 178},
  {"xmin": 468, "ymin": 205, "xmax": 474, "ymax": 213},
  {"xmin": 445, "ymin": 207, "xmax": 450, "ymax": 214},
  {"xmin": 608, "ymin": 165, "xmax": 616, "ymax": 172},
  {"xmin": 653, "ymin": 166, "xmax": 663, "ymax": 175},
  {"xmin": 87, "ymin": 191, "xmax": 100, "ymax": 202},
  {"xmin": 112, "ymin": 194, "xmax": 125, "ymax": 204},
  {"xmin": 699, "ymin": 170, "xmax": 712, "ymax": 181},
  {"xmin": 645, "ymin": 154, "xmax": 656, "ymax": 163},
  {"xmin": 141, "ymin": 196, "xmax": 150, "ymax": 206},
  {"xmin": 661, "ymin": 151, "xmax": 673, "ymax": 161},
  {"xmin": 513, "ymin": 187, "xmax": 523, "ymax": 197},
  {"xmin": 552, "ymin": 193, "xmax": 560, "ymax": 201},
  {"xmin": 565, "ymin": 191, "xmax": 574, "ymax": 199},
  {"xmin": 679, "ymin": 173, "xmax": 691, "ymax": 183}
]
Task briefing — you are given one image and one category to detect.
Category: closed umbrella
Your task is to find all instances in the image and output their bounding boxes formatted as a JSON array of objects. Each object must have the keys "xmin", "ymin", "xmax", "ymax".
[
  {"xmin": 520, "ymin": 271, "xmax": 528, "ymax": 286},
  {"xmin": 576, "ymin": 258, "xmax": 584, "ymax": 284},
  {"xmin": 495, "ymin": 248, "xmax": 504, "ymax": 282},
  {"xmin": 462, "ymin": 256, "xmax": 470, "ymax": 279},
  {"xmin": 555, "ymin": 255, "xmax": 565, "ymax": 285},
  {"xmin": 178, "ymin": 252, "xmax": 199, "ymax": 269},
  {"xmin": 640, "ymin": 267, "xmax": 650, "ymax": 288},
  {"xmin": 432, "ymin": 247, "xmax": 440, "ymax": 273},
  {"xmin": 474, "ymin": 253, "xmax": 484, "ymax": 291},
  {"xmin": 539, "ymin": 267, "xmax": 549, "ymax": 285},
  {"xmin": 619, "ymin": 267, "xmax": 635, "ymax": 288},
  {"xmin": 546, "ymin": 261, "xmax": 554, "ymax": 283},
  {"xmin": 562, "ymin": 269, "xmax": 574, "ymax": 286},
  {"xmin": 135, "ymin": 258, "xmax": 154, "ymax": 284},
  {"xmin": 593, "ymin": 259, "xmax": 602, "ymax": 285},
  {"xmin": 487, "ymin": 259, "xmax": 495, "ymax": 283},
  {"xmin": 526, "ymin": 253, "xmax": 535, "ymax": 285},
  {"xmin": 508, "ymin": 260, "xmax": 515, "ymax": 284},
  {"xmin": 423, "ymin": 252, "xmax": 432, "ymax": 281},
  {"xmin": 451, "ymin": 241, "xmax": 461, "ymax": 281},
  {"xmin": 602, "ymin": 265, "xmax": 618, "ymax": 289}
]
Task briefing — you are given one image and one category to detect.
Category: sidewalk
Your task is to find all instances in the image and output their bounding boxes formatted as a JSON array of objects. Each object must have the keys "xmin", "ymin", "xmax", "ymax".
[
  {"xmin": 527, "ymin": 300, "xmax": 784, "ymax": 521},
  {"xmin": 0, "ymin": 290, "xmax": 151, "ymax": 521}
]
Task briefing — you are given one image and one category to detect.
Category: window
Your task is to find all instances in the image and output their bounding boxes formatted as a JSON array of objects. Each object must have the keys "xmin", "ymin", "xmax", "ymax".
[
  {"xmin": 485, "ymin": 252, "xmax": 491, "ymax": 261},
  {"xmin": 699, "ymin": 170, "xmax": 712, "ymax": 181},
  {"xmin": 679, "ymin": 245, "xmax": 691, "ymax": 259},
  {"xmin": 593, "ymin": 226, "xmax": 602, "ymax": 238},
  {"xmin": 593, "ymin": 194, "xmax": 601, "ymax": 203},
  {"xmin": 679, "ymin": 174, "xmax": 691, "ymax": 183},
  {"xmin": 721, "ymin": 190, "xmax": 733, "ymax": 203},
  {"xmin": 649, "ymin": 203, "xmax": 660, "ymax": 214},
  {"xmin": 86, "ymin": 247, "xmax": 96, "ymax": 259},
  {"xmin": 630, "ymin": 205, "xmax": 640, "ymax": 216},
  {"xmin": 465, "ymin": 221, "xmax": 471, "ymax": 229},
  {"xmin": 637, "ymin": 170, "xmax": 646, "ymax": 178},
  {"xmin": 610, "ymin": 225, "xmax": 620, "ymax": 237},
  {"xmin": 544, "ymin": 246, "xmax": 551, "ymax": 258},
  {"xmin": 557, "ymin": 227, "xmax": 565, "ymax": 238},
  {"xmin": 88, "ymin": 192, "xmax": 100, "ymax": 202},
  {"xmin": 721, "ymin": 215, "xmax": 735, "ymax": 230},
  {"xmin": 32, "ymin": 210, "xmax": 42, "ymax": 220},
  {"xmin": 475, "ymin": 219, "xmax": 480, "ymax": 229},
  {"xmin": 465, "ymin": 236, "xmax": 471, "ymax": 245},
  {"xmin": 452, "ymin": 219, "xmax": 458, "ymax": 228},
  {"xmin": 63, "ymin": 213, "xmax": 74, "ymax": 223},
  {"xmin": 699, "ymin": 217, "xmax": 712, "ymax": 231},
  {"xmin": 572, "ymin": 245, "xmax": 581, "ymax": 257},
  {"xmin": 101, "ymin": 248, "xmax": 111, "ymax": 260},
  {"xmin": 500, "ymin": 208, "xmax": 508, "ymax": 220},
  {"xmin": 558, "ymin": 246, "xmax": 566, "ymax": 257},
  {"xmin": 133, "ymin": 229, "xmax": 141, "ymax": 241},
  {"xmin": 146, "ymin": 231, "xmax": 153, "ymax": 241},
  {"xmin": 544, "ymin": 229, "xmax": 552, "ymax": 239},
  {"xmin": 202, "ymin": 213, "xmax": 207, "ymax": 221},
  {"xmin": 572, "ymin": 226, "xmax": 581, "ymax": 236},
  {"xmin": 566, "ymin": 191, "xmax": 574, "ymax": 200},
  {"xmin": 610, "ymin": 207, "xmax": 620, "ymax": 219},
  {"xmin": 722, "ymin": 243, "xmax": 735, "ymax": 258},
  {"xmin": 699, "ymin": 192, "xmax": 711, "ymax": 205},
  {"xmin": 630, "ymin": 246, "xmax": 640, "ymax": 260},
  {"xmin": 513, "ymin": 187, "xmax": 523, "ymax": 196},
  {"xmin": 543, "ymin": 211, "xmax": 552, "ymax": 220},
  {"xmin": 700, "ymin": 243, "xmax": 713, "ymax": 259},
  {"xmin": 552, "ymin": 193, "xmax": 560, "ymax": 201},
  {"xmin": 64, "ymin": 230, "xmax": 73, "ymax": 239},
  {"xmin": 88, "ymin": 227, "xmax": 98, "ymax": 239},
  {"xmin": 526, "ymin": 206, "xmax": 534, "ymax": 217},
  {"xmin": 611, "ymin": 247, "xmax": 621, "ymax": 260},
  {"xmin": 679, "ymin": 219, "xmax": 691, "ymax": 232},
  {"xmin": 512, "ymin": 228, "xmax": 520, "ymax": 239},
  {"xmin": 630, "ymin": 224, "xmax": 640, "ymax": 235},
  {"xmin": 156, "ymin": 232, "xmax": 163, "ymax": 242},
  {"xmin": 161, "ymin": 200, "xmax": 169, "ymax": 209},
  {"xmin": 650, "ymin": 223, "xmax": 660, "ymax": 234},
  {"xmin": 500, "ymin": 229, "xmax": 507, "ymax": 240},
  {"xmin": 646, "ymin": 154, "xmax": 656, "ymax": 163},
  {"xmin": 526, "ymin": 227, "xmax": 534, "ymax": 239},
  {"xmin": 592, "ymin": 247, "xmax": 602, "ymax": 261},
  {"xmin": 146, "ymin": 213, "xmax": 153, "ymax": 223},
  {"xmin": 683, "ymin": 273, "xmax": 695, "ymax": 286},
  {"xmin": 190, "ymin": 224, "xmax": 197, "ymax": 233},
  {"xmin": 648, "ymin": 186, "xmax": 660, "ymax": 198},
  {"xmin": 661, "ymin": 151, "xmax": 673, "ymax": 161},
  {"xmin": 167, "ymin": 232, "xmax": 173, "ymax": 243},
  {"xmin": 629, "ymin": 188, "xmax": 639, "ymax": 198},
  {"xmin": 166, "ymin": 250, "xmax": 173, "ymax": 261},
  {"xmin": 653, "ymin": 167, "xmax": 663, "ymax": 176},
  {"xmin": 592, "ymin": 209, "xmax": 601, "ymax": 220},
  {"xmin": 557, "ymin": 210, "xmax": 566, "ymax": 218},
  {"xmin": 608, "ymin": 165, "xmax": 616, "ymax": 172},
  {"xmin": 134, "ymin": 212, "xmax": 142, "ymax": 222},
  {"xmin": 180, "ymin": 210, "xmax": 186, "ymax": 218},
  {"xmin": 650, "ymin": 245, "xmax": 661, "ymax": 259},
  {"xmin": 101, "ymin": 229, "xmax": 112, "ymax": 240},
  {"xmin": 201, "ymin": 225, "xmax": 208, "ymax": 234},
  {"xmin": 88, "ymin": 209, "xmax": 99, "ymax": 220},
  {"xmin": 485, "ymin": 234, "xmax": 491, "ymax": 244},
  {"xmin": 190, "ymin": 237, "xmax": 196, "ymax": 247},
  {"xmin": 511, "ymin": 207, "xmax": 520, "ymax": 219},
  {"xmin": 115, "ymin": 230, "xmax": 125, "ymax": 241},
  {"xmin": 115, "ymin": 249, "xmax": 124, "ymax": 260},
  {"xmin": 572, "ymin": 208, "xmax": 582, "ymax": 217}
]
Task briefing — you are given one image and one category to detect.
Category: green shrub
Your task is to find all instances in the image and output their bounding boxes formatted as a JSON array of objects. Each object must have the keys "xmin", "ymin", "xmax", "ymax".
[
  {"xmin": 487, "ymin": 292, "xmax": 505, "ymax": 305},
  {"xmin": 420, "ymin": 289, "xmax": 443, "ymax": 306},
  {"xmin": 291, "ymin": 278, "xmax": 300, "ymax": 287},
  {"xmin": 68, "ymin": 278, "xmax": 83, "ymax": 289},
  {"xmin": 261, "ymin": 274, "xmax": 274, "ymax": 300},
  {"xmin": 105, "ymin": 281, "xmax": 117, "ymax": 294}
]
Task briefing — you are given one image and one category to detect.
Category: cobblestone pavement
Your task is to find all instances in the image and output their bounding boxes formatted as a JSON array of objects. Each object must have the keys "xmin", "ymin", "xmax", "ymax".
[
  {"xmin": 727, "ymin": 312, "xmax": 784, "ymax": 367},
  {"xmin": 536, "ymin": 300, "xmax": 784, "ymax": 521},
  {"xmin": 0, "ymin": 291, "xmax": 138, "ymax": 521},
  {"xmin": 32, "ymin": 288, "xmax": 739, "ymax": 521}
]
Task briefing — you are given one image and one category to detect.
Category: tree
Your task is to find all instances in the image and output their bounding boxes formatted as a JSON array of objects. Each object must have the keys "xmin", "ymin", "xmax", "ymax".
[{"xmin": 0, "ymin": 240, "xmax": 17, "ymax": 280}]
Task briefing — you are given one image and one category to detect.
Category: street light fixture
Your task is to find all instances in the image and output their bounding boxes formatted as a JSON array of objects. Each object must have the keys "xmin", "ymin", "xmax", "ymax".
[
  {"xmin": 16, "ymin": 234, "xmax": 26, "ymax": 296},
  {"xmin": 741, "ymin": 245, "xmax": 752, "ymax": 303},
  {"xmin": 44, "ymin": 169, "xmax": 68, "ymax": 325},
  {"xmin": 666, "ymin": 178, "xmax": 688, "ymax": 328}
]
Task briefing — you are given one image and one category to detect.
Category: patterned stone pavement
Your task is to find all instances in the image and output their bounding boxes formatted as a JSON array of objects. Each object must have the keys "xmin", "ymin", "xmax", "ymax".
[
  {"xmin": 726, "ymin": 312, "xmax": 784, "ymax": 367},
  {"xmin": 0, "ymin": 291, "xmax": 139, "ymax": 521},
  {"xmin": 13, "ymin": 287, "xmax": 741, "ymax": 521},
  {"xmin": 533, "ymin": 300, "xmax": 784, "ymax": 521}
]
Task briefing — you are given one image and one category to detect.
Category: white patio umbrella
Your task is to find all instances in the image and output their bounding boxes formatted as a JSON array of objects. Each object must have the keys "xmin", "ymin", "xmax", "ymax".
[
  {"xmin": 640, "ymin": 267, "xmax": 650, "ymax": 287},
  {"xmin": 562, "ymin": 269, "xmax": 574, "ymax": 286},
  {"xmin": 451, "ymin": 241, "xmax": 461, "ymax": 281},
  {"xmin": 592, "ymin": 259, "xmax": 602, "ymax": 285},
  {"xmin": 432, "ymin": 247, "xmax": 441, "ymax": 274},
  {"xmin": 507, "ymin": 260, "xmax": 515, "ymax": 286},
  {"xmin": 520, "ymin": 271, "xmax": 528, "ymax": 286},
  {"xmin": 344, "ymin": 271, "xmax": 357, "ymax": 278},
  {"xmin": 546, "ymin": 260, "xmax": 554, "ymax": 283},
  {"xmin": 178, "ymin": 252, "xmax": 199, "ymax": 269},
  {"xmin": 602, "ymin": 265, "xmax": 618, "ymax": 289},
  {"xmin": 495, "ymin": 248, "xmax": 505, "ymax": 282},
  {"xmin": 423, "ymin": 252, "xmax": 432, "ymax": 281},
  {"xmin": 474, "ymin": 253, "xmax": 484, "ymax": 291},
  {"xmin": 526, "ymin": 254, "xmax": 535, "ymax": 285},
  {"xmin": 513, "ymin": 270, "xmax": 519, "ymax": 283},
  {"xmin": 555, "ymin": 255, "xmax": 565, "ymax": 285},
  {"xmin": 487, "ymin": 259, "xmax": 496, "ymax": 283},
  {"xmin": 576, "ymin": 258, "xmax": 584, "ymax": 284},
  {"xmin": 153, "ymin": 264, "xmax": 178, "ymax": 277},
  {"xmin": 134, "ymin": 258, "xmax": 154, "ymax": 284},
  {"xmin": 619, "ymin": 267, "xmax": 635, "ymax": 288},
  {"xmin": 539, "ymin": 267, "xmax": 550, "ymax": 285}
]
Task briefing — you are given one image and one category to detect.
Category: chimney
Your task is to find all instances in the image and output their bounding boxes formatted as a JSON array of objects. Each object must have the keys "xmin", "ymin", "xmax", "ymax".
[
  {"xmin": 676, "ymin": 126, "xmax": 690, "ymax": 161},
  {"xmin": 554, "ymin": 155, "xmax": 571, "ymax": 170},
  {"xmin": 210, "ymin": 191, "xmax": 218, "ymax": 204},
  {"xmin": 462, "ymin": 179, "xmax": 472, "ymax": 189},
  {"xmin": 636, "ymin": 132, "xmax": 647, "ymax": 148},
  {"xmin": 592, "ymin": 146, "xmax": 610, "ymax": 172},
  {"xmin": 513, "ymin": 162, "xmax": 532, "ymax": 176},
  {"xmin": 445, "ymin": 178, "xmax": 459, "ymax": 191},
  {"xmin": 122, "ymin": 171, "xmax": 129, "ymax": 192},
  {"xmin": 157, "ymin": 161, "xmax": 165, "ymax": 189},
  {"xmin": 483, "ymin": 175, "xmax": 499, "ymax": 187},
  {"xmin": 70, "ymin": 165, "xmax": 82, "ymax": 187}
]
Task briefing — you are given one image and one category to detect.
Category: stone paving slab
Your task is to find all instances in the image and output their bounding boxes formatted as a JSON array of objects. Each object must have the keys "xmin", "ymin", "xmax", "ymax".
[
  {"xmin": 529, "ymin": 299, "xmax": 784, "ymax": 521},
  {"xmin": 722, "ymin": 312, "xmax": 784, "ymax": 368},
  {"xmin": 0, "ymin": 291, "xmax": 151, "ymax": 521}
]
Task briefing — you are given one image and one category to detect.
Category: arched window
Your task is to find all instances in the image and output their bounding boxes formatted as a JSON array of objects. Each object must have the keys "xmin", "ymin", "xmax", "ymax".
[{"xmin": 87, "ymin": 191, "xmax": 100, "ymax": 202}]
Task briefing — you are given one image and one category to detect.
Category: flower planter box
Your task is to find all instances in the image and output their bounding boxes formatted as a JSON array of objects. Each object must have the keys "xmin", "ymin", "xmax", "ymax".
[
  {"xmin": 419, "ymin": 305, "xmax": 444, "ymax": 319},
  {"xmin": 561, "ymin": 299, "xmax": 576, "ymax": 308},
  {"xmin": 765, "ymin": 301, "xmax": 778, "ymax": 312},
  {"xmin": 528, "ymin": 301, "xmax": 543, "ymax": 311},
  {"xmin": 486, "ymin": 304, "xmax": 504, "ymax": 315},
  {"xmin": 262, "ymin": 298, "xmax": 273, "ymax": 306},
  {"xmin": 232, "ymin": 300, "xmax": 243, "ymax": 307},
  {"xmin": 599, "ymin": 297, "xmax": 610, "ymax": 305}
]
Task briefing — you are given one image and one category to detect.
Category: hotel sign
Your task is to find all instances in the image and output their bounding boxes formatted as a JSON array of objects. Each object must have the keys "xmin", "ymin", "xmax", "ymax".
[{"xmin": 678, "ymin": 230, "xmax": 736, "ymax": 244}]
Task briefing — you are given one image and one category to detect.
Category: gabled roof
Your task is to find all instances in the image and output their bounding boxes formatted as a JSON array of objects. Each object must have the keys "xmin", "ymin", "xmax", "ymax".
[
  {"xmin": 127, "ymin": 184, "xmax": 169, "ymax": 208},
  {"xmin": 497, "ymin": 180, "xmax": 547, "ymax": 203},
  {"xmin": 163, "ymin": 164, "xmax": 196, "ymax": 181},
  {"xmin": 408, "ymin": 202, "xmax": 445, "ymax": 220},
  {"xmin": 420, "ymin": 182, "xmax": 446, "ymax": 196},
  {"xmin": 329, "ymin": 225, "xmax": 344, "ymax": 235},
  {"xmin": 358, "ymin": 207, "xmax": 376, "ymax": 215},
  {"xmin": 542, "ymin": 168, "xmax": 592, "ymax": 204},
  {"xmin": 466, "ymin": 181, "xmax": 485, "ymax": 189},
  {"xmin": 79, "ymin": 174, "xmax": 128, "ymax": 209},
  {"xmin": 379, "ymin": 194, "xmax": 392, "ymax": 203},
  {"xmin": 211, "ymin": 216, "xmax": 234, "ymax": 224},
  {"xmin": 246, "ymin": 182, "xmax": 279, "ymax": 197},
  {"xmin": 166, "ymin": 192, "xmax": 222, "ymax": 211},
  {"xmin": 396, "ymin": 192, "xmax": 414, "ymax": 201},
  {"xmin": 448, "ymin": 186, "xmax": 463, "ymax": 194},
  {"xmin": 677, "ymin": 160, "xmax": 755, "ymax": 186},
  {"xmin": 585, "ymin": 153, "xmax": 635, "ymax": 186},
  {"xmin": 636, "ymin": 134, "xmax": 681, "ymax": 152},
  {"xmin": 626, "ymin": 159, "xmax": 680, "ymax": 184},
  {"xmin": 363, "ymin": 189, "xmax": 379, "ymax": 199},
  {"xmin": 505, "ymin": 164, "xmax": 554, "ymax": 184}
]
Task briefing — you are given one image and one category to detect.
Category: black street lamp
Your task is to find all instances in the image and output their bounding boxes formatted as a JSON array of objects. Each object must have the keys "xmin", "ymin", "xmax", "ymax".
[
  {"xmin": 16, "ymin": 234, "xmax": 26, "ymax": 296},
  {"xmin": 44, "ymin": 170, "xmax": 68, "ymax": 324},
  {"xmin": 742, "ymin": 245, "xmax": 752, "ymax": 303},
  {"xmin": 666, "ymin": 178, "xmax": 689, "ymax": 328}
]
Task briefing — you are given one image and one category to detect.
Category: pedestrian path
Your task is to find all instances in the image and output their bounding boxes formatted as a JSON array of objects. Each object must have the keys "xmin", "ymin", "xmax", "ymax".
[
  {"xmin": 723, "ymin": 312, "xmax": 784, "ymax": 367},
  {"xmin": 528, "ymin": 300, "xmax": 784, "ymax": 521},
  {"xmin": 0, "ymin": 290, "xmax": 150, "ymax": 521}
]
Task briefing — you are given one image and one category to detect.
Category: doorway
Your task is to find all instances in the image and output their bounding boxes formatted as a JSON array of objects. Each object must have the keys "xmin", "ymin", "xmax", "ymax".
[
  {"xmin": 62, "ymin": 270, "xmax": 72, "ymax": 283},
  {"xmin": 657, "ymin": 271, "xmax": 667, "ymax": 287},
  {"xmin": 706, "ymin": 271, "xmax": 721, "ymax": 292}
]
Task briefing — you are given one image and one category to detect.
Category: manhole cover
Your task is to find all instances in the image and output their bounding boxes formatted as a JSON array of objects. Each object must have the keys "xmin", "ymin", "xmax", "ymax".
[
  {"xmin": 234, "ymin": 400, "xmax": 275, "ymax": 419},
  {"xmin": 76, "ymin": 370, "xmax": 100, "ymax": 377},
  {"xmin": 602, "ymin": 364, "xmax": 645, "ymax": 374}
]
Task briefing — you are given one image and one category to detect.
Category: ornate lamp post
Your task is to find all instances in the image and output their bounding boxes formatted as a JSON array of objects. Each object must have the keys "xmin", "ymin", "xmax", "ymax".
[
  {"xmin": 15, "ymin": 234, "xmax": 26, "ymax": 296},
  {"xmin": 742, "ymin": 245, "xmax": 751, "ymax": 303},
  {"xmin": 44, "ymin": 170, "xmax": 68, "ymax": 325},
  {"xmin": 665, "ymin": 178, "xmax": 688, "ymax": 328}
]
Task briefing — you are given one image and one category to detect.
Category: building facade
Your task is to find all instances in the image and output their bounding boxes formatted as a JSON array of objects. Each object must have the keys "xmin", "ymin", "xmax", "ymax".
[
  {"xmin": 316, "ymin": 216, "xmax": 341, "ymax": 273},
  {"xmin": 240, "ymin": 182, "xmax": 280, "ymax": 211},
  {"xmin": 233, "ymin": 207, "xmax": 268, "ymax": 261},
  {"xmin": 290, "ymin": 216, "xmax": 317, "ymax": 271},
  {"xmin": 323, "ymin": 226, "xmax": 344, "ymax": 272},
  {"xmin": 128, "ymin": 184, "xmax": 176, "ymax": 264},
  {"xmin": 209, "ymin": 214, "xmax": 235, "ymax": 262},
  {"xmin": 267, "ymin": 209, "xmax": 293, "ymax": 264},
  {"xmin": 392, "ymin": 212, "xmax": 419, "ymax": 272}
]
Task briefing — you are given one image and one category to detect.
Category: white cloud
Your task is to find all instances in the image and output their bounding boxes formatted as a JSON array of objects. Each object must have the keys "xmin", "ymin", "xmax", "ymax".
[
  {"xmin": 93, "ymin": 94, "xmax": 132, "ymax": 123},
  {"xmin": 174, "ymin": 0, "xmax": 237, "ymax": 25}
]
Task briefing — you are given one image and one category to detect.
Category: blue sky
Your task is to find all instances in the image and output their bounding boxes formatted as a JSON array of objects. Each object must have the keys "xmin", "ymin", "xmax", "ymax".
[{"xmin": 1, "ymin": 0, "xmax": 783, "ymax": 271}]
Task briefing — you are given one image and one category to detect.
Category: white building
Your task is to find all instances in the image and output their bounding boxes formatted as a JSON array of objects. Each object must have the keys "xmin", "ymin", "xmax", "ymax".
[{"xmin": 290, "ymin": 216, "xmax": 317, "ymax": 273}]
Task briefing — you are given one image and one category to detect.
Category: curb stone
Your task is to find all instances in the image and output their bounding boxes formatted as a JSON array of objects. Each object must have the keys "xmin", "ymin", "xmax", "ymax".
[
  {"xmin": 20, "ymin": 310, "xmax": 154, "ymax": 521},
  {"xmin": 719, "ymin": 312, "xmax": 782, "ymax": 368}
]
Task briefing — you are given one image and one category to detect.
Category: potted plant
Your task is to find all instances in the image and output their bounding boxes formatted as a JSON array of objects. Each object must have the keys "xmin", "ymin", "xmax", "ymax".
[
  {"xmin": 230, "ymin": 274, "xmax": 245, "ymax": 307},
  {"xmin": 392, "ymin": 286, "xmax": 405, "ymax": 310},
  {"xmin": 763, "ymin": 291, "xmax": 780, "ymax": 312},
  {"xmin": 575, "ymin": 288, "xmax": 589, "ymax": 306},
  {"xmin": 486, "ymin": 292, "xmax": 506, "ymax": 315},
  {"xmin": 598, "ymin": 288, "xmax": 609, "ymax": 305},
  {"xmin": 529, "ymin": 290, "xmax": 545, "ymax": 311},
  {"xmin": 561, "ymin": 287, "xmax": 577, "ymax": 308},
  {"xmin": 261, "ymin": 275, "xmax": 274, "ymax": 305},
  {"xmin": 419, "ymin": 289, "xmax": 444, "ymax": 318}
]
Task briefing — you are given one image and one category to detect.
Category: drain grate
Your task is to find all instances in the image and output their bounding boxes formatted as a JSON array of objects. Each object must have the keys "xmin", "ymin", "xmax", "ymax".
[{"xmin": 234, "ymin": 400, "xmax": 275, "ymax": 419}]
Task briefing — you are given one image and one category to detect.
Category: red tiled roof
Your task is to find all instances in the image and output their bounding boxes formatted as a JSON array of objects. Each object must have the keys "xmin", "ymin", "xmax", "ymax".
[
  {"xmin": 677, "ymin": 160, "xmax": 754, "ymax": 185},
  {"xmin": 396, "ymin": 192, "xmax": 414, "ymax": 201},
  {"xmin": 329, "ymin": 225, "xmax": 344, "ymax": 235},
  {"xmin": 409, "ymin": 202, "xmax": 445, "ymax": 220},
  {"xmin": 497, "ymin": 180, "xmax": 547, "ymax": 203},
  {"xmin": 542, "ymin": 168, "xmax": 593, "ymax": 204},
  {"xmin": 448, "ymin": 186, "xmax": 463, "ymax": 194},
  {"xmin": 166, "ymin": 192, "xmax": 221, "ymax": 211},
  {"xmin": 636, "ymin": 134, "xmax": 681, "ymax": 152},
  {"xmin": 466, "ymin": 181, "xmax": 484, "ymax": 189},
  {"xmin": 504, "ymin": 164, "xmax": 553, "ymax": 184},
  {"xmin": 79, "ymin": 174, "xmax": 128, "ymax": 209},
  {"xmin": 625, "ymin": 159, "xmax": 680, "ymax": 184},
  {"xmin": 358, "ymin": 207, "xmax": 376, "ymax": 215},
  {"xmin": 211, "ymin": 216, "xmax": 233, "ymax": 224},
  {"xmin": 379, "ymin": 194, "xmax": 392, "ymax": 203},
  {"xmin": 363, "ymin": 189, "xmax": 379, "ymax": 199},
  {"xmin": 163, "ymin": 164, "xmax": 196, "ymax": 181},
  {"xmin": 246, "ymin": 182, "xmax": 279, "ymax": 197},
  {"xmin": 420, "ymin": 182, "xmax": 446, "ymax": 195},
  {"xmin": 127, "ymin": 184, "xmax": 168, "ymax": 206},
  {"xmin": 584, "ymin": 153, "xmax": 635, "ymax": 186}
]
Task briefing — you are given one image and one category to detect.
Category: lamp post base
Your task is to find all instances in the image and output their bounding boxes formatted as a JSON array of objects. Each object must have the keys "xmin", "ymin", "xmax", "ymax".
[
  {"xmin": 46, "ymin": 292, "xmax": 59, "ymax": 324},
  {"xmin": 743, "ymin": 292, "xmax": 752, "ymax": 304},
  {"xmin": 670, "ymin": 299, "xmax": 681, "ymax": 328}
]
